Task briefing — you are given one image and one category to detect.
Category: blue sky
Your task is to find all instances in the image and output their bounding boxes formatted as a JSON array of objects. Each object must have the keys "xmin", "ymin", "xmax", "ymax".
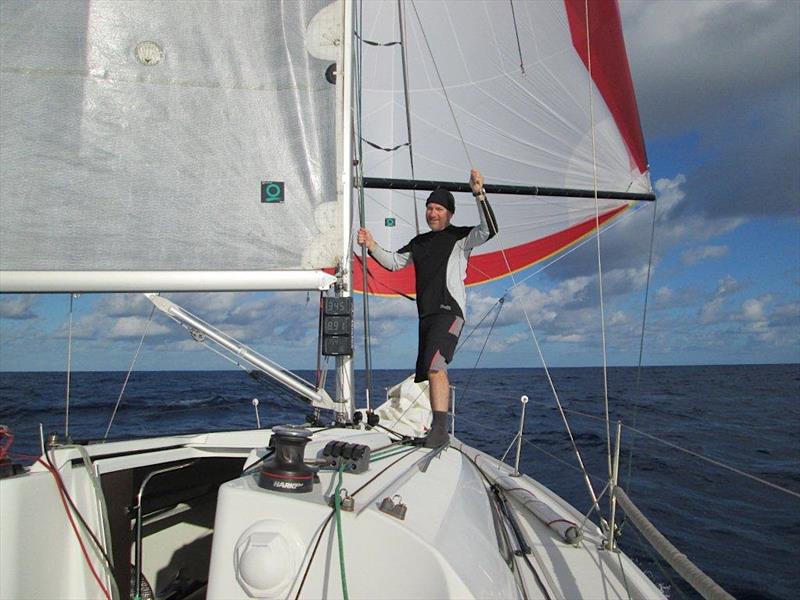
[{"xmin": 1, "ymin": 0, "xmax": 798, "ymax": 372}]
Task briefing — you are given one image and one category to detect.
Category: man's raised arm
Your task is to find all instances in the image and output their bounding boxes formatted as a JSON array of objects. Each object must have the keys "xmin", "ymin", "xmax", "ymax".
[{"xmin": 465, "ymin": 169, "xmax": 499, "ymax": 250}]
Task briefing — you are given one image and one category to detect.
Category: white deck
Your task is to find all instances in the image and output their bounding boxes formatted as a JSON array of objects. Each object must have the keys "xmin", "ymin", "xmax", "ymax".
[{"xmin": 0, "ymin": 427, "xmax": 665, "ymax": 599}]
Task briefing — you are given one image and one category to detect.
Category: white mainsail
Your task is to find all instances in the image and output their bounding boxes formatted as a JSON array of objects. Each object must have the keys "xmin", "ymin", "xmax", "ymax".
[{"xmin": 0, "ymin": 0, "xmax": 341, "ymax": 291}]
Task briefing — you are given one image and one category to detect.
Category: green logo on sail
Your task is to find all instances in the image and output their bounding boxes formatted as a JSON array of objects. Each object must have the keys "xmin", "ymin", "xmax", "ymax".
[{"xmin": 261, "ymin": 181, "xmax": 284, "ymax": 203}]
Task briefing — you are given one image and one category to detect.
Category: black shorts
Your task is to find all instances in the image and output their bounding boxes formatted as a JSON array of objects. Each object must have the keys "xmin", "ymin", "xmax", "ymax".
[{"xmin": 414, "ymin": 314, "xmax": 464, "ymax": 382}]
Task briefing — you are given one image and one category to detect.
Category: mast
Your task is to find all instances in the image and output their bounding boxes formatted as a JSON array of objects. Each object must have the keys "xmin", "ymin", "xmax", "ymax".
[{"xmin": 335, "ymin": 0, "xmax": 356, "ymax": 423}]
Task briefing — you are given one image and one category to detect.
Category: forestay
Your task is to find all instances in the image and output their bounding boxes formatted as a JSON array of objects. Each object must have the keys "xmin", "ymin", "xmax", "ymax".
[
  {"xmin": 0, "ymin": 0, "xmax": 342, "ymax": 292},
  {"xmin": 353, "ymin": 0, "xmax": 651, "ymax": 295}
]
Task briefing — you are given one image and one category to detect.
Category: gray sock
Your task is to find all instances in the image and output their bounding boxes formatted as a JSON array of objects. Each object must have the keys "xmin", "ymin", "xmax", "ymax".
[{"xmin": 424, "ymin": 411, "xmax": 449, "ymax": 448}]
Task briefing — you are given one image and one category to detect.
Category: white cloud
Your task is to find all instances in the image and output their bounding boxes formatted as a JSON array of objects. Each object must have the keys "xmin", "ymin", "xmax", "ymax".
[
  {"xmin": 771, "ymin": 302, "xmax": 800, "ymax": 324},
  {"xmin": 108, "ymin": 316, "xmax": 171, "ymax": 339},
  {"xmin": 653, "ymin": 177, "xmax": 746, "ymax": 247},
  {"xmin": 700, "ymin": 275, "xmax": 744, "ymax": 324},
  {"xmin": 95, "ymin": 294, "xmax": 155, "ymax": 317},
  {"xmin": 0, "ymin": 295, "xmax": 37, "ymax": 320},
  {"xmin": 735, "ymin": 295, "xmax": 777, "ymax": 342},
  {"xmin": 741, "ymin": 295, "xmax": 772, "ymax": 322},
  {"xmin": 681, "ymin": 245, "xmax": 729, "ymax": 266},
  {"xmin": 546, "ymin": 333, "xmax": 587, "ymax": 344}
]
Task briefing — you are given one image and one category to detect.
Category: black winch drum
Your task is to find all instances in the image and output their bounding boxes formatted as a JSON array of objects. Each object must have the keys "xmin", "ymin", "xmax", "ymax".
[{"xmin": 258, "ymin": 425, "xmax": 315, "ymax": 493}]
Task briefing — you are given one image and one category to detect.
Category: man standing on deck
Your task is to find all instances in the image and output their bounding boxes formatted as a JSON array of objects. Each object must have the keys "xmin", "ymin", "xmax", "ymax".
[{"xmin": 356, "ymin": 169, "xmax": 498, "ymax": 447}]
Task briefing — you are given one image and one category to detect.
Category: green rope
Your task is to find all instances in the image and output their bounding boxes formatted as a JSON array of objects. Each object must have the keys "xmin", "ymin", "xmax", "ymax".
[
  {"xmin": 334, "ymin": 464, "xmax": 349, "ymax": 600},
  {"xmin": 370, "ymin": 445, "xmax": 416, "ymax": 463}
]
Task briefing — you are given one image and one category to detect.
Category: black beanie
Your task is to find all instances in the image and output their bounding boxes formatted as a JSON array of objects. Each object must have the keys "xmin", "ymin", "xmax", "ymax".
[{"xmin": 426, "ymin": 188, "xmax": 456, "ymax": 214}]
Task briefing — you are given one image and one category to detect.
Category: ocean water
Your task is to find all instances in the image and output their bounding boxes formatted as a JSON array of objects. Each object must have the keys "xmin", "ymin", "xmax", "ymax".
[{"xmin": 1, "ymin": 365, "xmax": 798, "ymax": 600}]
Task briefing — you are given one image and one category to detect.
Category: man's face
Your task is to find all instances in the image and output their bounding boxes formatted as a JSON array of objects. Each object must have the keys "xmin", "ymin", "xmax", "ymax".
[{"xmin": 426, "ymin": 202, "xmax": 451, "ymax": 232}]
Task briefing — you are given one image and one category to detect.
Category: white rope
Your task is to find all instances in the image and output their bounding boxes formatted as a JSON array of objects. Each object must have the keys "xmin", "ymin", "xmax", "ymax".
[
  {"xmin": 103, "ymin": 304, "xmax": 156, "ymax": 440},
  {"xmin": 584, "ymin": 0, "xmax": 614, "ymax": 482},
  {"xmin": 65, "ymin": 293, "xmax": 75, "ymax": 439}
]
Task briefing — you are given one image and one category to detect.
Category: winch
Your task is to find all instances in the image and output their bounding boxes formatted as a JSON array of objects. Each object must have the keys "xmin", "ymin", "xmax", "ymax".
[{"xmin": 258, "ymin": 425, "xmax": 315, "ymax": 493}]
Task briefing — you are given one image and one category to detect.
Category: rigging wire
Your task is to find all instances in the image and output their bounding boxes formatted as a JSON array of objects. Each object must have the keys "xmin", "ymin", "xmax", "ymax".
[
  {"xmin": 507, "ymin": 202, "xmax": 646, "ymax": 291},
  {"xmin": 455, "ymin": 298, "xmax": 504, "ymax": 406},
  {"xmin": 65, "ymin": 293, "xmax": 75, "ymax": 439},
  {"xmin": 453, "ymin": 411, "xmax": 605, "ymax": 486},
  {"xmin": 397, "ymin": 0, "xmax": 421, "ymax": 235},
  {"xmin": 615, "ymin": 547, "xmax": 634, "ymax": 600},
  {"xmin": 583, "ymin": 0, "xmax": 615, "ymax": 482},
  {"xmin": 359, "ymin": 261, "xmax": 416, "ymax": 301},
  {"xmin": 104, "ymin": 303, "xmax": 156, "ymax": 440},
  {"xmin": 625, "ymin": 201, "xmax": 659, "ymax": 495},
  {"xmin": 409, "ymin": 0, "xmax": 473, "ymax": 167},
  {"xmin": 455, "ymin": 295, "xmax": 507, "ymax": 355},
  {"xmin": 394, "ymin": 2, "xmax": 605, "ymax": 517},
  {"xmin": 623, "ymin": 423, "xmax": 800, "ymax": 499},
  {"xmin": 508, "ymin": 0, "xmax": 526, "ymax": 75},
  {"xmin": 354, "ymin": 0, "xmax": 374, "ymax": 410},
  {"xmin": 354, "ymin": 30, "xmax": 400, "ymax": 46}
]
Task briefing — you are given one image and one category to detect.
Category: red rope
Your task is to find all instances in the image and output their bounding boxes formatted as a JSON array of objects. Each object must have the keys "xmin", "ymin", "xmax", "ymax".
[
  {"xmin": 36, "ymin": 458, "xmax": 111, "ymax": 600},
  {"xmin": 0, "ymin": 426, "xmax": 14, "ymax": 460}
]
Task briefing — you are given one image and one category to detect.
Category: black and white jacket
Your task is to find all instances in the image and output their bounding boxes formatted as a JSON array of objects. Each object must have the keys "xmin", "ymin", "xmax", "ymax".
[{"xmin": 369, "ymin": 193, "xmax": 497, "ymax": 319}]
